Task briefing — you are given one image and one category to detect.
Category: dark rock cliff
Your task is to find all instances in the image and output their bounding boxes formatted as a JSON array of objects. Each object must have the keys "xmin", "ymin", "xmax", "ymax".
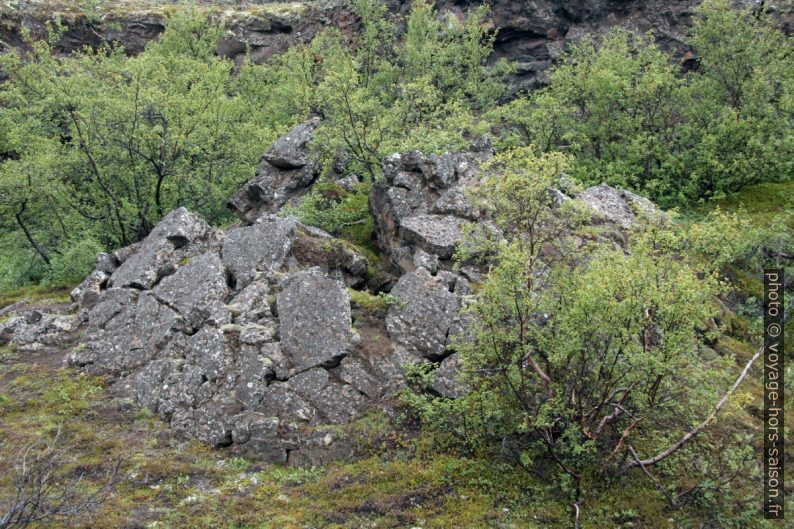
[{"xmin": 2, "ymin": 1, "xmax": 791, "ymax": 91}]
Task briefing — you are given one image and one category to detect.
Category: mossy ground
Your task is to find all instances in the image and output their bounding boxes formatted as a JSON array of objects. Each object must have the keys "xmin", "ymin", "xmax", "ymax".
[
  {"xmin": 2, "ymin": 339, "xmax": 787, "ymax": 528},
  {"xmin": 0, "ymin": 358, "xmax": 545, "ymax": 529},
  {"xmin": 692, "ymin": 179, "xmax": 794, "ymax": 227}
]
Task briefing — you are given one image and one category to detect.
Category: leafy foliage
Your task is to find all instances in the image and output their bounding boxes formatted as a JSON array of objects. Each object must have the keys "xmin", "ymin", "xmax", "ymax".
[
  {"xmin": 406, "ymin": 147, "xmax": 772, "ymax": 523},
  {"xmin": 496, "ymin": 0, "xmax": 793, "ymax": 207},
  {"xmin": 0, "ymin": 9, "xmax": 279, "ymax": 287},
  {"xmin": 0, "ymin": 1, "xmax": 508, "ymax": 288},
  {"xmin": 284, "ymin": 181, "xmax": 374, "ymax": 248},
  {"xmin": 265, "ymin": 0, "xmax": 511, "ymax": 179}
]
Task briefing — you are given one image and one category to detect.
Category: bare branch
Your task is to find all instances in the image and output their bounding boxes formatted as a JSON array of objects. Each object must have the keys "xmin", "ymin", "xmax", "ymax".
[
  {"xmin": 624, "ymin": 343, "xmax": 763, "ymax": 470},
  {"xmin": 0, "ymin": 428, "xmax": 120, "ymax": 529}
]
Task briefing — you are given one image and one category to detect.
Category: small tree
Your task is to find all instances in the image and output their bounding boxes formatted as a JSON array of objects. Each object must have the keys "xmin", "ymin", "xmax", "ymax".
[
  {"xmin": 410, "ymin": 147, "xmax": 771, "ymax": 525},
  {"xmin": 678, "ymin": 0, "xmax": 794, "ymax": 202}
]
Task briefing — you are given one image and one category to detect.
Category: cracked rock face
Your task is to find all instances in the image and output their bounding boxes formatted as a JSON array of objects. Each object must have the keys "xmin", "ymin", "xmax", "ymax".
[
  {"xmin": 370, "ymin": 146, "xmax": 491, "ymax": 274},
  {"xmin": 221, "ymin": 216, "xmax": 299, "ymax": 287},
  {"xmin": 109, "ymin": 207, "xmax": 221, "ymax": 290},
  {"xmin": 277, "ymin": 269, "xmax": 353, "ymax": 372},
  {"xmin": 64, "ymin": 199, "xmax": 380, "ymax": 463},
  {"xmin": 386, "ymin": 268, "xmax": 460, "ymax": 361},
  {"xmin": 10, "ymin": 1, "xmax": 790, "ymax": 97}
]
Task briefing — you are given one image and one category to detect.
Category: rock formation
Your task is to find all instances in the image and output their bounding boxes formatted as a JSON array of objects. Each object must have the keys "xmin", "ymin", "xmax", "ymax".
[{"xmin": 0, "ymin": 119, "xmax": 659, "ymax": 465}]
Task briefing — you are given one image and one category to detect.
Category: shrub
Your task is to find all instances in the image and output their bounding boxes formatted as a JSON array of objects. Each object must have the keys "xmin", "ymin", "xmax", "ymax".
[
  {"xmin": 408, "ymin": 147, "xmax": 763, "ymax": 524},
  {"xmin": 285, "ymin": 182, "xmax": 374, "ymax": 248},
  {"xmin": 496, "ymin": 0, "xmax": 793, "ymax": 208},
  {"xmin": 266, "ymin": 0, "xmax": 511, "ymax": 180}
]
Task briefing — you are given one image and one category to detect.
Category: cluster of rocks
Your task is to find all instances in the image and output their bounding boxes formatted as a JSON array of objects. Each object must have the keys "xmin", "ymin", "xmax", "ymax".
[{"xmin": 0, "ymin": 118, "xmax": 658, "ymax": 464}]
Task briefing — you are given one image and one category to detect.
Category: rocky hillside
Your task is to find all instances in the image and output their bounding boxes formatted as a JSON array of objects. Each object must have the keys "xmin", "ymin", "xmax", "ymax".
[
  {"xmin": 3, "ymin": 0, "xmax": 791, "ymax": 91},
  {"xmin": 0, "ymin": 119, "xmax": 660, "ymax": 466}
]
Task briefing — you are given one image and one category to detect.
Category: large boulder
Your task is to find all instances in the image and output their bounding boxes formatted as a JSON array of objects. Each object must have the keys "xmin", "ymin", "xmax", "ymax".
[
  {"xmin": 221, "ymin": 216, "xmax": 299, "ymax": 287},
  {"xmin": 151, "ymin": 252, "xmax": 229, "ymax": 330},
  {"xmin": 399, "ymin": 214, "xmax": 466, "ymax": 260},
  {"xmin": 578, "ymin": 184, "xmax": 660, "ymax": 229},
  {"xmin": 108, "ymin": 207, "xmax": 220, "ymax": 290},
  {"xmin": 385, "ymin": 268, "xmax": 460, "ymax": 361},
  {"xmin": 227, "ymin": 118, "xmax": 321, "ymax": 223},
  {"xmin": 263, "ymin": 117, "xmax": 319, "ymax": 169},
  {"xmin": 277, "ymin": 269, "xmax": 353, "ymax": 372}
]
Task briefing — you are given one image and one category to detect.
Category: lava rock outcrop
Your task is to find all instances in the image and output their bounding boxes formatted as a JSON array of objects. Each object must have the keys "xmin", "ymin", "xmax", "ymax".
[{"xmin": 1, "ymin": 119, "xmax": 659, "ymax": 465}]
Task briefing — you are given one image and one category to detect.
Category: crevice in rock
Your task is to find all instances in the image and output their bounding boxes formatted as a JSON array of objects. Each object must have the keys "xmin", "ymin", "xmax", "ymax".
[
  {"xmin": 167, "ymin": 234, "xmax": 189, "ymax": 249},
  {"xmin": 317, "ymin": 353, "xmax": 347, "ymax": 370},
  {"xmin": 225, "ymin": 268, "xmax": 238, "ymax": 291},
  {"xmin": 214, "ymin": 432, "xmax": 233, "ymax": 448}
]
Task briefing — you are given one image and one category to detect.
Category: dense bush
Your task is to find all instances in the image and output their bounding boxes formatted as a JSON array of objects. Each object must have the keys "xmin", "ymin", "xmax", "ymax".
[
  {"xmin": 0, "ymin": 10, "xmax": 280, "ymax": 287},
  {"xmin": 496, "ymin": 0, "xmax": 792, "ymax": 207},
  {"xmin": 285, "ymin": 181, "xmax": 374, "ymax": 248}
]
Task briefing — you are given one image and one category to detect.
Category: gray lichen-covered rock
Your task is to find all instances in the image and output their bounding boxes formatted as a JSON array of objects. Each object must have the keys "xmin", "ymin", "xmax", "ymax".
[
  {"xmin": 108, "ymin": 207, "xmax": 220, "ymax": 290},
  {"xmin": 152, "ymin": 252, "xmax": 230, "ymax": 329},
  {"xmin": 386, "ymin": 268, "xmax": 459, "ymax": 360},
  {"xmin": 432, "ymin": 353, "xmax": 468, "ymax": 399},
  {"xmin": 263, "ymin": 117, "xmax": 320, "ymax": 169},
  {"xmin": 578, "ymin": 184, "xmax": 659, "ymax": 229},
  {"xmin": 227, "ymin": 119, "xmax": 321, "ymax": 222},
  {"xmin": 0, "ymin": 309, "xmax": 77, "ymax": 353},
  {"xmin": 399, "ymin": 214, "xmax": 466, "ymax": 260},
  {"xmin": 285, "ymin": 367, "xmax": 368, "ymax": 425},
  {"xmin": 54, "ymin": 193, "xmax": 388, "ymax": 462},
  {"xmin": 370, "ymin": 147, "xmax": 489, "ymax": 273},
  {"xmin": 221, "ymin": 216, "xmax": 298, "ymax": 287},
  {"xmin": 277, "ymin": 269, "xmax": 353, "ymax": 371},
  {"xmin": 70, "ymin": 290, "xmax": 187, "ymax": 373}
]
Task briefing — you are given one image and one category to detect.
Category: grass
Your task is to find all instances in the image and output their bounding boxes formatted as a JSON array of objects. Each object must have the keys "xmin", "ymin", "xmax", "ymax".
[
  {"xmin": 0, "ymin": 283, "xmax": 74, "ymax": 310},
  {"xmin": 1, "ymin": 351, "xmax": 788, "ymax": 529},
  {"xmin": 6, "ymin": 353, "xmax": 770, "ymax": 529},
  {"xmin": 0, "ymin": 359, "xmax": 545, "ymax": 529},
  {"xmin": 691, "ymin": 179, "xmax": 794, "ymax": 227},
  {"xmin": 348, "ymin": 288, "xmax": 398, "ymax": 318}
]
